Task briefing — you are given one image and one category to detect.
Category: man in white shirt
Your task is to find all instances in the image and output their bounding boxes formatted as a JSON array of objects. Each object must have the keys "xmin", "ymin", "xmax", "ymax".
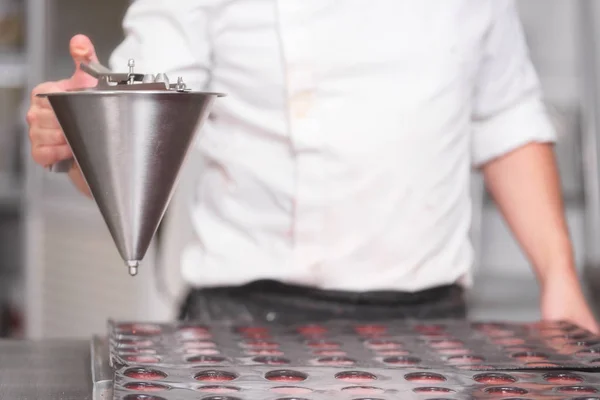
[{"xmin": 27, "ymin": 0, "xmax": 598, "ymax": 330}]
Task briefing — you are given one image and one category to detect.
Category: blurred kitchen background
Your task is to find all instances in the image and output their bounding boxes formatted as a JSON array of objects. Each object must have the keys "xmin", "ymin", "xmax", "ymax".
[{"xmin": 0, "ymin": 0, "xmax": 599, "ymax": 339}]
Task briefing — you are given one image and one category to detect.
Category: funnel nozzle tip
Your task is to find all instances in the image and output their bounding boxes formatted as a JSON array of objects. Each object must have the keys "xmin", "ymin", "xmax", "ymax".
[{"xmin": 127, "ymin": 260, "xmax": 139, "ymax": 276}]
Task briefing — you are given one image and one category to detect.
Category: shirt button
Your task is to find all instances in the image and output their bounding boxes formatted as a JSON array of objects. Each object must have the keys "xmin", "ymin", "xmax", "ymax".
[
  {"xmin": 290, "ymin": 90, "xmax": 315, "ymax": 119},
  {"xmin": 265, "ymin": 312, "xmax": 277, "ymax": 321}
]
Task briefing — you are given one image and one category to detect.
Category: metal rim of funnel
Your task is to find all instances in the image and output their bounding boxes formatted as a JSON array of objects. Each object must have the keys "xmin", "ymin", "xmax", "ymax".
[{"xmin": 36, "ymin": 90, "xmax": 226, "ymax": 98}]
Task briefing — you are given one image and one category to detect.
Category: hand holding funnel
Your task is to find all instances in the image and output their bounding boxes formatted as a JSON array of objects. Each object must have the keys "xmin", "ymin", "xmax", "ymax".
[
  {"xmin": 36, "ymin": 44, "xmax": 224, "ymax": 276},
  {"xmin": 29, "ymin": 35, "xmax": 100, "ymax": 174}
]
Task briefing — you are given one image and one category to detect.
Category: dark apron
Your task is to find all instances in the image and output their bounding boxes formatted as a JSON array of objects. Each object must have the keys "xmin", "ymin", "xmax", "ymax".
[{"xmin": 178, "ymin": 280, "xmax": 466, "ymax": 324}]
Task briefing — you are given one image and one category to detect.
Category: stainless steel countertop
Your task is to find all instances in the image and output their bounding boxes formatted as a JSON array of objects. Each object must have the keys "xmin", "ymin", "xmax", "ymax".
[{"xmin": 0, "ymin": 339, "xmax": 92, "ymax": 400}]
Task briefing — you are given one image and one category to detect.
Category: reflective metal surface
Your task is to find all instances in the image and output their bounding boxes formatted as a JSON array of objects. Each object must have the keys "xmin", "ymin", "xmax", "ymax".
[
  {"xmin": 91, "ymin": 336, "xmax": 113, "ymax": 400},
  {"xmin": 38, "ymin": 90, "xmax": 222, "ymax": 274},
  {"xmin": 0, "ymin": 339, "xmax": 92, "ymax": 399}
]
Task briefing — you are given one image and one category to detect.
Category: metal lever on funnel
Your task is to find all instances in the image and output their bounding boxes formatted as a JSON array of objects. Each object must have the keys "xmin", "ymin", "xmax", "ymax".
[
  {"xmin": 48, "ymin": 159, "xmax": 74, "ymax": 173},
  {"xmin": 80, "ymin": 61, "xmax": 113, "ymax": 79}
]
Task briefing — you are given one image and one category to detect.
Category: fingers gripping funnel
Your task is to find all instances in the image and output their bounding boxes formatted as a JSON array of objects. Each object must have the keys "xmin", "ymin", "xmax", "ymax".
[{"xmin": 38, "ymin": 59, "xmax": 224, "ymax": 275}]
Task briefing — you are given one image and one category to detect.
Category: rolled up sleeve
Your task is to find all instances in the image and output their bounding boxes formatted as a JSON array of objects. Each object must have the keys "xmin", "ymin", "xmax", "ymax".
[
  {"xmin": 108, "ymin": 0, "xmax": 215, "ymax": 91},
  {"xmin": 471, "ymin": 0, "xmax": 556, "ymax": 167}
]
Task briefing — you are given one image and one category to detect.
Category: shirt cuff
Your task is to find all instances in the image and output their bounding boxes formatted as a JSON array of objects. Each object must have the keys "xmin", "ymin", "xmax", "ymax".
[{"xmin": 471, "ymin": 96, "xmax": 558, "ymax": 167}]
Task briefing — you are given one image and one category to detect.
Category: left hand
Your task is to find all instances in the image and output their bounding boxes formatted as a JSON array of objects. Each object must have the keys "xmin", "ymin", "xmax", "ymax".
[{"xmin": 540, "ymin": 271, "xmax": 599, "ymax": 334}]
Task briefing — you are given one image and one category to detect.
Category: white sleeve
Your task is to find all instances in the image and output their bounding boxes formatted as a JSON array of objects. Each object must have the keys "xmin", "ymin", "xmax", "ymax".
[
  {"xmin": 108, "ymin": 0, "xmax": 215, "ymax": 91},
  {"xmin": 471, "ymin": 0, "xmax": 557, "ymax": 167}
]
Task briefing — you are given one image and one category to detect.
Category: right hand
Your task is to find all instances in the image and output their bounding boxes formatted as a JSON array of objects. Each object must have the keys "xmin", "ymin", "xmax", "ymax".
[{"xmin": 27, "ymin": 34, "xmax": 99, "ymax": 169}]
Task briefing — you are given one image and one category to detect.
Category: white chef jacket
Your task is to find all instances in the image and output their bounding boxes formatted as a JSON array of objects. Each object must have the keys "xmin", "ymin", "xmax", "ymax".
[{"xmin": 109, "ymin": 0, "xmax": 556, "ymax": 292}]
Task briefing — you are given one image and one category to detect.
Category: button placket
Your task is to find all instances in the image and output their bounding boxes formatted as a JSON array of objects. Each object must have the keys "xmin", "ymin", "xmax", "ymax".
[{"xmin": 276, "ymin": 2, "xmax": 325, "ymax": 280}]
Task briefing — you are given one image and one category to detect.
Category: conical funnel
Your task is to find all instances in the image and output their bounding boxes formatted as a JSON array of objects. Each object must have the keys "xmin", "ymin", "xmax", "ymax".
[{"xmin": 39, "ymin": 69, "xmax": 223, "ymax": 275}]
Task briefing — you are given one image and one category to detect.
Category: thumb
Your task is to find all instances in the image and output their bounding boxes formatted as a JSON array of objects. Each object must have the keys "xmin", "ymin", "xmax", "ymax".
[{"xmin": 65, "ymin": 34, "xmax": 100, "ymax": 89}]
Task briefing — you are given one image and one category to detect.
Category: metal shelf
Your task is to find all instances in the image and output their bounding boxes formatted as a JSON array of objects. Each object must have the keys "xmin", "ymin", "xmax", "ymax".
[{"xmin": 0, "ymin": 52, "xmax": 26, "ymax": 89}]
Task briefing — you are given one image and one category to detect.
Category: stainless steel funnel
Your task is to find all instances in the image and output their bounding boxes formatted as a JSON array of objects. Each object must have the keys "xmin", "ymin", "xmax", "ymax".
[{"xmin": 38, "ymin": 59, "xmax": 224, "ymax": 275}]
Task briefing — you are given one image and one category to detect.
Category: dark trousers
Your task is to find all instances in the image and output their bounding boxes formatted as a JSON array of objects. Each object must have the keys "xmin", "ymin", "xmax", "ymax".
[{"xmin": 178, "ymin": 280, "xmax": 466, "ymax": 324}]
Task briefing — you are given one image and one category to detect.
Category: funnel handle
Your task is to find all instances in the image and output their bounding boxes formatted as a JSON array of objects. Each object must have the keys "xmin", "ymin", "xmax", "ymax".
[
  {"xmin": 48, "ymin": 159, "xmax": 74, "ymax": 173},
  {"xmin": 80, "ymin": 61, "xmax": 113, "ymax": 79}
]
